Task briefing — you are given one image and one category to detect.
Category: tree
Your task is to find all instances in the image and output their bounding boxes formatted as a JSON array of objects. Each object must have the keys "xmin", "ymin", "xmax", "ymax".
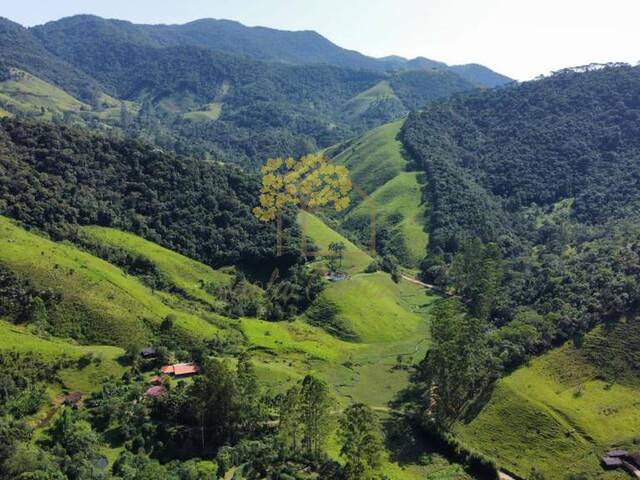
[
  {"xmin": 328, "ymin": 242, "xmax": 346, "ymax": 270},
  {"xmin": 421, "ymin": 299, "xmax": 498, "ymax": 426},
  {"xmin": 191, "ymin": 359, "xmax": 240, "ymax": 453},
  {"xmin": 277, "ymin": 385, "xmax": 303, "ymax": 455},
  {"xmin": 299, "ymin": 375, "xmax": 332, "ymax": 459},
  {"xmin": 235, "ymin": 352, "xmax": 265, "ymax": 437},
  {"xmin": 338, "ymin": 403, "xmax": 384, "ymax": 480}
]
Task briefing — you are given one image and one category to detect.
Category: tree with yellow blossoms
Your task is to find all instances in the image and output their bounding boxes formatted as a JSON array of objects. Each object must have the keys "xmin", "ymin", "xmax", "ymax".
[{"xmin": 253, "ymin": 153, "xmax": 352, "ymax": 222}]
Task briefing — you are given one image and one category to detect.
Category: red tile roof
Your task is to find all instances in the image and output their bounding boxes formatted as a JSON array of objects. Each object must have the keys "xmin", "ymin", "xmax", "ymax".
[
  {"xmin": 145, "ymin": 386, "xmax": 168, "ymax": 398},
  {"xmin": 159, "ymin": 362, "xmax": 200, "ymax": 377}
]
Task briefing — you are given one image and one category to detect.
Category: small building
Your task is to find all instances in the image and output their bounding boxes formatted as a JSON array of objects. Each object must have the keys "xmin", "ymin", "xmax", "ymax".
[
  {"xmin": 325, "ymin": 271, "xmax": 347, "ymax": 282},
  {"xmin": 141, "ymin": 347, "xmax": 157, "ymax": 359},
  {"xmin": 145, "ymin": 386, "xmax": 168, "ymax": 399},
  {"xmin": 607, "ymin": 449, "xmax": 629, "ymax": 458},
  {"xmin": 601, "ymin": 456, "xmax": 623, "ymax": 469},
  {"xmin": 160, "ymin": 362, "xmax": 200, "ymax": 378},
  {"xmin": 63, "ymin": 392, "xmax": 83, "ymax": 408}
]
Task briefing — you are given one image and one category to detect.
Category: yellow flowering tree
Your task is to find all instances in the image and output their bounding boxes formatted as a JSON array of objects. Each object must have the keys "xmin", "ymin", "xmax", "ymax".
[{"xmin": 253, "ymin": 153, "xmax": 352, "ymax": 222}]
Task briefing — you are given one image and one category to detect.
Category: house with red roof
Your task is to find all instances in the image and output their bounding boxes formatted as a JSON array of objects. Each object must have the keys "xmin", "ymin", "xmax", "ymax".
[{"xmin": 160, "ymin": 362, "xmax": 200, "ymax": 378}]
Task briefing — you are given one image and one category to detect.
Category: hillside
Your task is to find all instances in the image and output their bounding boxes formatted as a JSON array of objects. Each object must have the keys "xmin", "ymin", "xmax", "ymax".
[
  {"xmin": 0, "ymin": 215, "xmax": 224, "ymax": 346},
  {"xmin": 0, "ymin": 203, "xmax": 467, "ymax": 478},
  {"xmin": 325, "ymin": 120, "xmax": 429, "ymax": 267},
  {"xmin": 399, "ymin": 63, "xmax": 640, "ymax": 479},
  {"xmin": 455, "ymin": 316, "xmax": 640, "ymax": 478}
]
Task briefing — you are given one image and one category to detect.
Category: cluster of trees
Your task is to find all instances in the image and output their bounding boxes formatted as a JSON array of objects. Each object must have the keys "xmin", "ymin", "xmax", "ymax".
[{"xmin": 0, "ymin": 350, "xmax": 387, "ymax": 479}]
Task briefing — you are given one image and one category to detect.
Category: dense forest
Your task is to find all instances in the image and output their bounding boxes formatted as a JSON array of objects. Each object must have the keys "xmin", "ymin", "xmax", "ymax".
[{"xmin": 401, "ymin": 64, "xmax": 640, "ymax": 428}]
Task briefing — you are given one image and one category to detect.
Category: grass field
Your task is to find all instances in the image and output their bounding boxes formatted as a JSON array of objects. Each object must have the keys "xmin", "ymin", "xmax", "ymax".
[
  {"xmin": 343, "ymin": 80, "xmax": 400, "ymax": 119},
  {"xmin": 331, "ymin": 120, "xmax": 407, "ymax": 196},
  {"xmin": 182, "ymin": 102, "xmax": 222, "ymax": 122},
  {"xmin": 324, "ymin": 120, "xmax": 429, "ymax": 267},
  {"xmin": 297, "ymin": 210, "xmax": 374, "ymax": 273},
  {"xmin": 345, "ymin": 172, "xmax": 428, "ymax": 267},
  {"xmin": 0, "ymin": 68, "xmax": 88, "ymax": 117},
  {"xmin": 80, "ymin": 226, "xmax": 232, "ymax": 308},
  {"xmin": 0, "ymin": 216, "xmax": 221, "ymax": 347},
  {"xmin": 454, "ymin": 327, "xmax": 640, "ymax": 479}
]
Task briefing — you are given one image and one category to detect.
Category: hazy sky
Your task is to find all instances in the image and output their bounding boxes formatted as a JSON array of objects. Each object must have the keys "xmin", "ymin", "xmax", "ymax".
[{"xmin": 4, "ymin": 0, "xmax": 640, "ymax": 80}]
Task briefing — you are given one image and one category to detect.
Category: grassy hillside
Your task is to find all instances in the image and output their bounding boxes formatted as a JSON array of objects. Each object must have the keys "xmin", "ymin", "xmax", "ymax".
[
  {"xmin": 1, "ymin": 211, "xmax": 459, "ymax": 478},
  {"xmin": 330, "ymin": 120, "xmax": 407, "ymax": 195},
  {"xmin": 80, "ymin": 226, "xmax": 232, "ymax": 308},
  {"xmin": 0, "ymin": 68, "xmax": 88, "ymax": 117},
  {"xmin": 342, "ymin": 80, "xmax": 401, "ymax": 118},
  {"xmin": 344, "ymin": 172, "xmax": 428, "ymax": 267},
  {"xmin": 297, "ymin": 210, "xmax": 374, "ymax": 273},
  {"xmin": 324, "ymin": 120, "xmax": 429, "ymax": 267},
  {"xmin": 454, "ymin": 318, "xmax": 640, "ymax": 478},
  {"xmin": 0, "ymin": 216, "xmax": 222, "ymax": 347}
]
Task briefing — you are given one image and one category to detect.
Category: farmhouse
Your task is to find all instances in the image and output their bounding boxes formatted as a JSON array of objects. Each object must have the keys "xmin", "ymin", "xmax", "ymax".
[{"xmin": 160, "ymin": 362, "xmax": 200, "ymax": 378}]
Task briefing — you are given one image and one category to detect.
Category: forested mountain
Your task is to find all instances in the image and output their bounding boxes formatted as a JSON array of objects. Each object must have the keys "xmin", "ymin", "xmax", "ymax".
[
  {"xmin": 0, "ymin": 17, "xmax": 99, "ymax": 102},
  {"xmin": 31, "ymin": 14, "xmax": 512, "ymax": 88},
  {"xmin": 0, "ymin": 14, "xmax": 505, "ymax": 166},
  {"xmin": 399, "ymin": 65, "xmax": 640, "ymax": 463}
]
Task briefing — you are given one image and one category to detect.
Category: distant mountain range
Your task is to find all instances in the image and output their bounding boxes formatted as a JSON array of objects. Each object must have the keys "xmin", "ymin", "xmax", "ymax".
[
  {"xmin": 30, "ymin": 15, "xmax": 511, "ymax": 87},
  {"xmin": 0, "ymin": 14, "xmax": 512, "ymax": 166}
]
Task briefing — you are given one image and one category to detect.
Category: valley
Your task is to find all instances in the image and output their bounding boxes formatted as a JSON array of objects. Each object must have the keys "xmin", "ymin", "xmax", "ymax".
[{"xmin": 1, "ymin": 7, "xmax": 640, "ymax": 480}]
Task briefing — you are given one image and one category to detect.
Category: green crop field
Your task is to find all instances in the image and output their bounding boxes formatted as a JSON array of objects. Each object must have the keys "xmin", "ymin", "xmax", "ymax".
[
  {"xmin": 0, "ymin": 216, "xmax": 221, "ymax": 347},
  {"xmin": 454, "ymin": 324, "xmax": 640, "ymax": 478},
  {"xmin": 80, "ymin": 226, "xmax": 232, "ymax": 308}
]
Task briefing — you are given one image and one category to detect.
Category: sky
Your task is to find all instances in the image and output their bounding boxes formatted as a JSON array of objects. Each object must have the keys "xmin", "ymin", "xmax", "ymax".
[{"xmin": 3, "ymin": 0, "xmax": 640, "ymax": 80}]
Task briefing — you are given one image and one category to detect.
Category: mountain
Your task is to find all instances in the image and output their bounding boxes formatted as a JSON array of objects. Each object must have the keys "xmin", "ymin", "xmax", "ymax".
[
  {"xmin": 0, "ymin": 17, "xmax": 99, "ymax": 102},
  {"xmin": 31, "ymin": 14, "xmax": 512, "ymax": 89},
  {"xmin": 0, "ymin": 15, "xmax": 491, "ymax": 166},
  {"xmin": 379, "ymin": 54, "xmax": 512, "ymax": 87},
  {"xmin": 400, "ymin": 63, "xmax": 640, "ymax": 477}
]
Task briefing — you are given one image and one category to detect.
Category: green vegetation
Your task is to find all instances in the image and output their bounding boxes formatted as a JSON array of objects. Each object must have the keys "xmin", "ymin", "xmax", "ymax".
[
  {"xmin": 0, "ymin": 215, "xmax": 221, "ymax": 346},
  {"xmin": 80, "ymin": 226, "xmax": 232, "ymax": 307},
  {"xmin": 0, "ymin": 68, "xmax": 88, "ymax": 117},
  {"xmin": 298, "ymin": 210, "xmax": 373, "ymax": 274},
  {"xmin": 325, "ymin": 119, "xmax": 429, "ymax": 267},
  {"xmin": 182, "ymin": 102, "xmax": 222, "ymax": 122},
  {"xmin": 454, "ymin": 331, "xmax": 640, "ymax": 478},
  {"xmin": 345, "ymin": 172, "xmax": 428, "ymax": 267}
]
